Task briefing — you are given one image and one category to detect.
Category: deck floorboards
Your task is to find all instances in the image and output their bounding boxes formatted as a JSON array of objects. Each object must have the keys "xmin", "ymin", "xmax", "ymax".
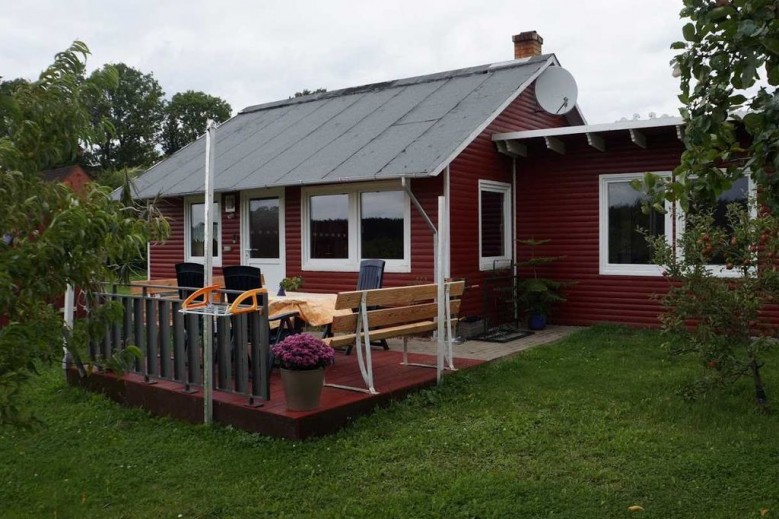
[{"xmin": 69, "ymin": 349, "xmax": 484, "ymax": 439}]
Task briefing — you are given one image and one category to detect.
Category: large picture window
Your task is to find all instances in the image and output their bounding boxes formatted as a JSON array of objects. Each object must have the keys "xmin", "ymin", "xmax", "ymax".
[
  {"xmin": 310, "ymin": 194, "xmax": 349, "ymax": 260},
  {"xmin": 479, "ymin": 180, "xmax": 512, "ymax": 271},
  {"xmin": 186, "ymin": 196, "xmax": 221, "ymax": 265},
  {"xmin": 361, "ymin": 191, "xmax": 405, "ymax": 260},
  {"xmin": 684, "ymin": 176, "xmax": 752, "ymax": 276},
  {"xmin": 302, "ymin": 184, "xmax": 410, "ymax": 272},
  {"xmin": 599, "ymin": 173, "xmax": 672, "ymax": 276}
]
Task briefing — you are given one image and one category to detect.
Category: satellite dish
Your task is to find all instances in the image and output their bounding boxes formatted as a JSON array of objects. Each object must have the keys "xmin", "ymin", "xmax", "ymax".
[{"xmin": 535, "ymin": 66, "xmax": 578, "ymax": 115}]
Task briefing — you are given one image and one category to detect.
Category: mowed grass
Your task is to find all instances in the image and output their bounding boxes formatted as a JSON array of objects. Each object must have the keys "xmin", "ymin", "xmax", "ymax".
[{"xmin": 1, "ymin": 325, "xmax": 778, "ymax": 518}]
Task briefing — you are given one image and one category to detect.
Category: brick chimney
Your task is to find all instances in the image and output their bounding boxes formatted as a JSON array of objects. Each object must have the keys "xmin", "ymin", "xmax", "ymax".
[{"xmin": 512, "ymin": 31, "xmax": 543, "ymax": 59}]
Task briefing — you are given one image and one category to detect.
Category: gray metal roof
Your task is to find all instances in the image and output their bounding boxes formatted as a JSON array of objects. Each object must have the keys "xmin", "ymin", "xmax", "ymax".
[{"xmin": 132, "ymin": 56, "xmax": 554, "ymax": 199}]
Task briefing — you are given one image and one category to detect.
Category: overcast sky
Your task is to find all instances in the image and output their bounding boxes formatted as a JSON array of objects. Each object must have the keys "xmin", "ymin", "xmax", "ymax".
[{"xmin": 1, "ymin": 0, "xmax": 685, "ymax": 124}]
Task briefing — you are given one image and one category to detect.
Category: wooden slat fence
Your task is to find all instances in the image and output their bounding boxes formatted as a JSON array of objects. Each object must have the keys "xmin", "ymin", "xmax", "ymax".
[{"xmin": 86, "ymin": 286, "xmax": 271, "ymax": 403}]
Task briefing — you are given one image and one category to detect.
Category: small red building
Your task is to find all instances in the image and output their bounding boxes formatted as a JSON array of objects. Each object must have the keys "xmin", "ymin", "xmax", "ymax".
[
  {"xmin": 133, "ymin": 32, "xmax": 729, "ymax": 328},
  {"xmin": 40, "ymin": 165, "xmax": 93, "ymax": 195}
]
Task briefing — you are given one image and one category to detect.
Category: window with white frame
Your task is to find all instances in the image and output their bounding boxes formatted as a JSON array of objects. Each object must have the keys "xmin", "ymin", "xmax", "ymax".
[
  {"xmin": 683, "ymin": 175, "xmax": 753, "ymax": 277},
  {"xmin": 185, "ymin": 196, "xmax": 221, "ymax": 265},
  {"xmin": 479, "ymin": 180, "xmax": 512, "ymax": 271},
  {"xmin": 302, "ymin": 183, "xmax": 410, "ymax": 272},
  {"xmin": 599, "ymin": 173, "xmax": 673, "ymax": 276}
]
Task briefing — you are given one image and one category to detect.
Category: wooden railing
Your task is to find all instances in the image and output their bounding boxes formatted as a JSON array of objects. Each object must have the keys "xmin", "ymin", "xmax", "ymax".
[{"xmin": 87, "ymin": 286, "xmax": 271, "ymax": 403}]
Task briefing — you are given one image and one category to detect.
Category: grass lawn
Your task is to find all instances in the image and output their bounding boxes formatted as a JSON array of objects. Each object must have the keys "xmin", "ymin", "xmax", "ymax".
[{"xmin": 1, "ymin": 325, "xmax": 777, "ymax": 518}]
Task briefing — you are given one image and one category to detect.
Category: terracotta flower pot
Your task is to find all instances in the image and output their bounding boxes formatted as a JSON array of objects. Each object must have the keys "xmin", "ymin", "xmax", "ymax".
[{"xmin": 280, "ymin": 367, "xmax": 325, "ymax": 411}]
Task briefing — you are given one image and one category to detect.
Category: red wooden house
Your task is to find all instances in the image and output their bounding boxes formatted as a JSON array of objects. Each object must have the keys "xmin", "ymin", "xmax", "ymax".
[
  {"xmin": 133, "ymin": 31, "xmax": 734, "ymax": 328},
  {"xmin": 41, "ymin": 165, "xmax": 93, "ymax": 195}
]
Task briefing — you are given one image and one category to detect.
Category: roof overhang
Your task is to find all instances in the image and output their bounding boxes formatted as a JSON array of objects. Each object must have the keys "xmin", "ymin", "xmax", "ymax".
[{"xmin": 492, "ymin": 117, "xmax": 684, "ymax": 158}]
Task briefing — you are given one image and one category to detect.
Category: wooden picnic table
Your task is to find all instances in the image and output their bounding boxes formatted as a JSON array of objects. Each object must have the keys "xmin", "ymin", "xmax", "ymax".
[{"xmin": 268, "ymin": 291, "xmax": 351, "ymax": 327}]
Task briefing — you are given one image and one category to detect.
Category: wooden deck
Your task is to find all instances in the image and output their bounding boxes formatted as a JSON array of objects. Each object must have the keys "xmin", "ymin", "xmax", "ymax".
[{"xmin": 67, "ymin": 348, "xmax": 484, "ymax": 440}]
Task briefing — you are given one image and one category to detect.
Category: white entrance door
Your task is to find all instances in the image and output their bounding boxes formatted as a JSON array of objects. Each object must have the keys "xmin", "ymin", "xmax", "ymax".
[{"xmin": 241, "ymin": 189, "xmax": 285, "ymax": 291}]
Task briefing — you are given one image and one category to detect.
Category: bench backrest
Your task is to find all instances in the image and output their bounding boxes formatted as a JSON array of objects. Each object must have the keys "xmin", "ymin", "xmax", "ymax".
[{"xmin": 330, "ymin": 281, "xmax": 464, "ymax": 335}]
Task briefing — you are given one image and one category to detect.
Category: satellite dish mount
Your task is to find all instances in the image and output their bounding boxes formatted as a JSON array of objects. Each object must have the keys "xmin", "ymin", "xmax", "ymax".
[{"xmin": 534, "ymin": 66, "xmax": 578, "ymax": 116}]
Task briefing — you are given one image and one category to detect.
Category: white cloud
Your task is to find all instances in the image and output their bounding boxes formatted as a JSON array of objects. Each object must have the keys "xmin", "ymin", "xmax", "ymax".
[{"xmin": 0, "ymin": 0, "xmax": 685, "ymax": 123}]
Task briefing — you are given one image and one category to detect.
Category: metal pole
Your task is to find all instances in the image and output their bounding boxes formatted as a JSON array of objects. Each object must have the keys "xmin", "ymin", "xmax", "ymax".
[
  {"xmin": 203, "ymin": 119, "xmax": 217, "ymax": 424},
  {"xmin": 61, "ymin": 284, "xmax": 75, "ymax": 372},
  {"xmin": 436, "ymin": 196, "xmax": 445, "ymax": 382}
]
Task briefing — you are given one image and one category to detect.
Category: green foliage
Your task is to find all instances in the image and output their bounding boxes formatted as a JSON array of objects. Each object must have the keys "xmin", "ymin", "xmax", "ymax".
[
  {"xmin": 644, "ymin": 0, "xmax": 779, "ymax": 211},
  {"xmin": 90, "ymin": 166, "xmax": 142, "ymax": 191},
  {"xmin": 647, "ymin": 201, "xmax": 779, "ymax": 409},
  {"xmin": 516, "ymin": 238, "xmax": 570, "ymax": 315},
  {"xmin": 84, "ymin": 63, "xmax": 166, "ymax": 170},
  {"xmin": 0, "ymin": 43, "xmax": 170, "ymax": 426},
  {"xmin": 1, "ymin": 327, "xmax": 777, "ymax": 517},
  {"xmin": 291, "ymin": 87, "xmax": 327, "ymax": 98},
  {"xmin": 161, "ymin": 90, "xmax": 232, "ymax": 155},
  {"xmin": 279, "ymin": 276, "xmax": 303, "ymax": 291},
  {"xmin": 0, "ymin": 41, "xmax": 116, "ymax": 174}
]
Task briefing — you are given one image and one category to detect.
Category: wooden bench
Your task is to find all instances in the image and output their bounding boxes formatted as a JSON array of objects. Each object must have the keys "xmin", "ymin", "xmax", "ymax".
[{"xmin": 324, "ymin": 281, "xmax": 464, "ymax": 394}]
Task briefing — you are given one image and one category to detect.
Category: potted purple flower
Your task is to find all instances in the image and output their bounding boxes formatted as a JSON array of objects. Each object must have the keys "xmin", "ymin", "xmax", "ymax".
[{"xmin": 271, "ymin": 333, "xmax": 335, "ymax": 411}]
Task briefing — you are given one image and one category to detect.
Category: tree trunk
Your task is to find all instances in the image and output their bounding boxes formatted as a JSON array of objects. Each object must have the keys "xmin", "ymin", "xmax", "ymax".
[{"xmin": 750, "ymin": 359, "xmax": 768, "ymax": 412}]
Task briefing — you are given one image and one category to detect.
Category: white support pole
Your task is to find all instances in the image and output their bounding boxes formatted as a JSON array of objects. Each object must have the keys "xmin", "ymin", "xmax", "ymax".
[
  {"xmin": 436, "ymin": 196, "xmax": 446, "ymax": 383},
  {"xmin": 203, "ymin": 119, "xmax": 217, "ymax": 425},
  {"xmin": 61, "ymin": 284, "xmax": 75, "ymax": 372}
]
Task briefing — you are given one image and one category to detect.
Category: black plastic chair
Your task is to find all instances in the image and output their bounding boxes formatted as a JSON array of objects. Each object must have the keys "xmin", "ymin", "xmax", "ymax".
[
  {"xmin": 355, "ymin": 259, "xmax": 388, "ymax": 352},
  {"xmin": 175, "ymin": 262, "xmax": 204, "ymax": 300},
  {"xmin": 222, "ymin": 265, "xmax": 263, "ymax": 302},
  {"xmin": 356, "ymin": 259, "xmax": 386, "ymax": 291},
  {"xmin": 324, "ymin": 259, "xmax": 389, "ymax": 353},
  {"xmin": 223, "ymin": 265, "xmax": 299, "ymax": 376}
]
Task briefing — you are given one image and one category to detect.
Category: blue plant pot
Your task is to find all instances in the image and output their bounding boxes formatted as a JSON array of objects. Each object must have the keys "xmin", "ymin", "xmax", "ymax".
[
  {"xmin": 528, "ymin": 312, "xmax": 547, "ymax": 330},
  {"xmin": 277, "ymin": 287, "xmax": 286, "ymax": 296}
]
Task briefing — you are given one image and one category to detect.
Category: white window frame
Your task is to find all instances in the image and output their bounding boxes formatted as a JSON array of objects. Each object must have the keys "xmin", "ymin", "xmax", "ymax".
[
  {"xmin": 677, "ymin": 175, "xmax": 756, "ymax": 278},
  {"xmin": 184, "ymin": 195, "xmax": 222, "ymax": 267},
  {"xmin": 599, "ymin": 172, "xmax": 674, "ymax": 276},
  {"xmin": 301, "ymin": 182, "xmax": 411, "ymax": 273},
  {"xmin": 478, "ymin": 180, "xmax": 513, "ymax": 271}
]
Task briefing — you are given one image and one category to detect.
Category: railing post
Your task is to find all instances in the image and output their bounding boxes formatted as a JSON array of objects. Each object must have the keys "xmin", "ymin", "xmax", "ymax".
[
  {"xmin": 145, "ymin": 298, "xmax": 159, "ymax": 378},
  {"xmin": 133, "ymin": 298, "xmax": 145, "ymax": 373},
  {"xmin": 250, "ymin": 293, "xmax": 270, "ymax": 403},
  {"xmin": 233, "ymin": 313, "xmax": 248, "ymax": 394},
  {"xmin": 159, "ymin": 299, "xmax": 171, "ymax": 378},
  {"xmin": 217, "ymin": 316, "xmax": 231, "ymax": 390},
  {"xmin": 172, "ymin": 301, "xmax": 186, "ymax": 382},
  {"xmin": 185, "ymin": 313, "xmax": 201, "ymax": 387}
]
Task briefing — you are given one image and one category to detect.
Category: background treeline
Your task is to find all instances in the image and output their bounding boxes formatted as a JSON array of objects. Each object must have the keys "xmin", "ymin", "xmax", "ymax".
[{"xmin": 0, "ymin": 62, "xmax": 232, "ymax": 188}]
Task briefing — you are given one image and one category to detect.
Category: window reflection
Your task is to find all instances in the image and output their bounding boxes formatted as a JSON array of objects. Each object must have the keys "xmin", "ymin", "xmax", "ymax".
[
  {"xmin": 607, "ymin": 182, "xmax": 663, "ymax": 264},
  {"xmin": 687, "ymin": 176, "xmax": 749, "ymax": 265},
  {"xmin": 481, "ymin": 190, "xmax": 505, "ymax": 257},
  {"xmin": 361, "ymin": 191, "xmax": 404, "ymax": 259},
  {"xmin": 249, "ymin": 198, "xmax": 279, "ymax": 259},
  {"xmin": 190, "ymin": 202, "xmax": 219, "ymax": 257},
  {"xmin": 310, "ymin": 194, "xmax": 348, "ymax": 259}
]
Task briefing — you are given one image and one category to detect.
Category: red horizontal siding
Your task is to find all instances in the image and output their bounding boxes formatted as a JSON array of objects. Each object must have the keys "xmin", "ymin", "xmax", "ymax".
[
  {"xmin": 150, "ymin": 198, "xmax": 184, "ymax": 279},
  {"xmin": 449, "ymin": 86, "xmax": 570, "ymax": 317},
  {"xmin": 149, "ymin": 193, "xmax": 242, "ymax": 280},
  {"xmin": 516, "ymin": 130, "xmax": 685, "ymax": 327}
]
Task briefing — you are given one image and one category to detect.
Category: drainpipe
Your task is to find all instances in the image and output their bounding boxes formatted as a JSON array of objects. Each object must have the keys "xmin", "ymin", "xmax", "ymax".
[
  {"xmin": 512, "ymin": 157, "xmax": 518, "ymax": 323},
  {"xmin": 443, "ymin": 165, "xmax": 451, "ymax": 278}
]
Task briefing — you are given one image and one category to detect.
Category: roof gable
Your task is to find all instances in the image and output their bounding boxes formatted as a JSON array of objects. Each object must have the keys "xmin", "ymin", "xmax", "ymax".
[{"xmin": 133, "ymin": 56, "xmax": 555, "ymax": 198}]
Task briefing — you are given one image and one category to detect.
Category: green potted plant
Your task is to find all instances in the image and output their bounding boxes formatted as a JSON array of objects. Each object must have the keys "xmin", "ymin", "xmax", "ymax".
[
  {"xmin": 516, "ymin": 239, "xmax": 570, "ymax": 330},
  {"xmin": 277, "ymin": 275, "xmax": 303, "ymax": 296},
  {"xmin": 271, "ymin": 333, "xmax": 335, "ymax": 411}
]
